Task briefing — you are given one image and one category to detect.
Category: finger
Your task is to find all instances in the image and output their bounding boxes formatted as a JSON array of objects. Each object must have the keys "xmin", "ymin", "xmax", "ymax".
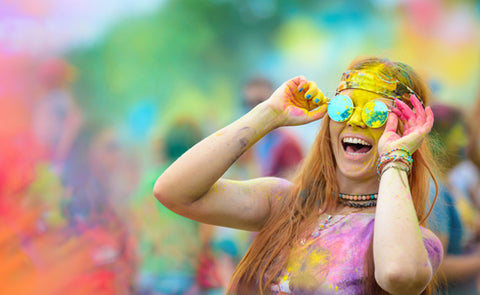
[
  {"xmin": 424, "ymin": 106, "xmax": 434, "ymax": 131},
  {"xmin": 391, "ymin": 108, "xmax": 406, "ymax": 121},
  {"xmin": 410, "ymin": 95, "xmax": 426, "ymax": 126},
  {"xmin": 285, "ymin": 78, "xmax": 308, "ymax": 108},
  {"xmin": 291, "ymin": 76, "xmax": 308, "ymax": 92},
  {"xmin": 402, "ymin": 109, "xmax": 434, "ymax": 140},
  {"xmin": 304, "ymin": 81, "xmax": 318, "ymax": 100},
  {"xmin": 384, "ymin": 113, "xmax": 399, "ymax": 134},
  {"xmin": 307, "ymin": 104, "xmax": 328, "ymax": 122},
  {"xmin": 410, "ymin": 94, "xmax": 426, "ymax": 118},
  {"xmin": 311, "ymin": 89, "xmax": 327, "ymax": 107},
  {"xmin": 395, "ymin": 98, "xmax": 416, "ymax": 121},
  {"xmin": 290, "ymin": 76, "xmax": 308, "ymax": 92}
]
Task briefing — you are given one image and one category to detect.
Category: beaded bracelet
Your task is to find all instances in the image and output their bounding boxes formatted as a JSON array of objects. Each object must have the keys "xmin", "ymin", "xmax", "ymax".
[
  {"xmin": 383, "ymin": 147, "xmax": 412, "ymax": 158},
  {"xmin": 376, "ymin": 153, "xmax": 412, "ymax": 169},
  {"xmin": 376, "ymin": 148, "xmax": 412, "ymax": 166},
  {"xmin": 379, "ymin": 162, "xmax": 410, "ymax": 178},
  {"xmin": 376, "ymin": 148, "xmax": 413, "ymax": 175}
]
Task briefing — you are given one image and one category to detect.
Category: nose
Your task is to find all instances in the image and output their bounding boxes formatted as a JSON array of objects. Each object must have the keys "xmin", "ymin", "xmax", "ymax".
[{"xmin": 346, "ymin": 108, "xmax": 366, "ymax": 128}]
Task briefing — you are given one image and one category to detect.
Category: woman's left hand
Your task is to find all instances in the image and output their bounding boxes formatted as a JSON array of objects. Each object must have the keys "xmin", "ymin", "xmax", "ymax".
[{"xmin": 377, "ymin": 94, "xmax": 434, "ymax": 156}]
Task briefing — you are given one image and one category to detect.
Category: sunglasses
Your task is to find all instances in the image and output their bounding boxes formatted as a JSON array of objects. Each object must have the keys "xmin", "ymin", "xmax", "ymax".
[{"xmin": 327, "ymin": 94, "xmax": 394, "ymax": 128}]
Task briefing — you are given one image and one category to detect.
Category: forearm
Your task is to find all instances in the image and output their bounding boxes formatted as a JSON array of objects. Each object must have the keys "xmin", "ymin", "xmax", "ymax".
[
  {"xmin": 440, "ymin": 253, "xmax": 480, "ymax": 282},
  {"xmin": 153, "ymin": 102, "xmax": 279, "ymax": 206},
  {"xmin": 374, "ymin": 168, "xmax": 432, "ymax": 294}
]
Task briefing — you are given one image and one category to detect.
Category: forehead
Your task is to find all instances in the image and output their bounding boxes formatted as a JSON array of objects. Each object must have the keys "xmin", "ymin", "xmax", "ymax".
[
  {"xmin": 339, "ymin": 89, "xmax": 394, "ymax": 106},
  {"xmin": 342, "ymin": 89, "xmax": 380, "ymax": 99}
]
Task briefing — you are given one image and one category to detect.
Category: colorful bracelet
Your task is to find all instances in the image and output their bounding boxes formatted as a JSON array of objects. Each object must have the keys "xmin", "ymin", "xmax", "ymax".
[
  {"xmin": 376, "ymin": 153, "xmax": 412, "ymax": 168},
  {"xmin": 376, "ymin": 148, "xmax": 413, "ymax": 175},
  {"xmin": 383, "ymin": 147, "xmax": 412, "ymax": 158}
]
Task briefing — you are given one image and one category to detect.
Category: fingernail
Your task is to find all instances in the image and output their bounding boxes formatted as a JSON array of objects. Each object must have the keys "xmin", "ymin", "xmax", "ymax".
[
  {"xmin": 314, "ymin": 98, "xmax": 319, "ymax": 103},
  {"xmin": 306, "ymin": 94, "xmax": 311, "ymax": 99},
  {"xmin": 298, "ymin": 88, "xmax": 304, "ymax": 92}
]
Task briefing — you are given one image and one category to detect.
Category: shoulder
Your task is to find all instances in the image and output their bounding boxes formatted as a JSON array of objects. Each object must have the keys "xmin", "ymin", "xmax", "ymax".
[
  {"xmin": 263, "ymin": 177, "xmax": 293, "ymax": 196},
  {"xmin": 256, "ymin": 177, "xmax": 293, "ymax": 210}
]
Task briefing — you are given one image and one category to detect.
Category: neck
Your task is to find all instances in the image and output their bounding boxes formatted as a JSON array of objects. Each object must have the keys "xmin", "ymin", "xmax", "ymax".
[{"xmin": 336, "ymin": 168, "xmax": 379, "ymax": 195}]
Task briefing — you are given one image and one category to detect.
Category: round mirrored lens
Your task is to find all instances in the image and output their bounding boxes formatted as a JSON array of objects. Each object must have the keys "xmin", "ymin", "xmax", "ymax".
[
  {"xmin": 362, "ymin": 100, "xmax": 389, "ymax": 128},
  {"xmin": 328, "ymin": 95, "xmax": 353, "ymax": 122}
]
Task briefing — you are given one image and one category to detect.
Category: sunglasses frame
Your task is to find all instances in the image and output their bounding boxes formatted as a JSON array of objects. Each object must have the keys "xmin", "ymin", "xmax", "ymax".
[{"xmin": 326, "ymin": 94, "xmax": 395, "ymax": 128}]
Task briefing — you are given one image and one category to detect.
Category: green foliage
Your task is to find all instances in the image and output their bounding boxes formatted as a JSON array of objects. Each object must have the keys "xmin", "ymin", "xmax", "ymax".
[{"xmin": 67, "ymin": 0, "xmax": 301, "ymax": 127}]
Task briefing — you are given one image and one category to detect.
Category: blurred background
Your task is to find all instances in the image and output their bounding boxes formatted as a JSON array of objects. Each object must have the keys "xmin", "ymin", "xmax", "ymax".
[{"xmin": 0, "ymin": 0, "xmax": 479, "ymax": 294}]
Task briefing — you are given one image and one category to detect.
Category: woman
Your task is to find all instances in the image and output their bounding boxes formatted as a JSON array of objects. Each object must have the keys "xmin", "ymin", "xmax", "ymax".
[{"xmin": 154, "ymin": 57, "xmax": 443, "ymax": 294}]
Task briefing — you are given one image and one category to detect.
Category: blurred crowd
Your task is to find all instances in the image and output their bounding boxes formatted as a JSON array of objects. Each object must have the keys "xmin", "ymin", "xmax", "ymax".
[
  {"xmin": 0, "ymin": 0, "xmax": 479, "ymax": 294},
  {"xmin": 428, "ymin": 95, "xmax": 480, "ymax": 294},
  {"xmin": 1, "ymin": 54, "xmax": 480, "ymax": 295},
  {"xmin": 0, "ymin": 58, "xmax": 307, "ymax": 294}
]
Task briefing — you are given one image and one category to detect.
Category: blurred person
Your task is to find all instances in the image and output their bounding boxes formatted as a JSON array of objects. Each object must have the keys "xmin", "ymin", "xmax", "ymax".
[
  {"xmin": 154, "ymin": 56, "xmax": 443, "ymax": 294},
  {"xmin": 429, "ymin": 104, "xmax": 480, "ymax": 295},
  {"xmin": 62, "ymin": 125, "xmax": 138, "ymax": 294},
  {"xmin": 242, "ymin": 76, "xmax": 304, "ymax": 179},
  {"xmin": 130, "ymin": 117, "xmax": 203, "ymax": 295},
  {"xmin": 193, "ymin": 78, "xmax": 303, "ymax": 294},
  {"xmin": 468, "ymin": 92, "xmax": 480, "ymax": 170},
  {"xmin": 449, "ymin": 92, "xmax": 480, "ymax": 211},
  {"xmin": 33, "ymin": 58, "xmax": 83, "ymax": 172}
]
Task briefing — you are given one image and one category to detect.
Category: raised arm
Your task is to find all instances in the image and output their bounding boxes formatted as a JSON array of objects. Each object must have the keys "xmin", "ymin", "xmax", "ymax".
[
  {"xmin": 373, "ymin": 95, "xmax": 439, "ymax": 294},
  {"xmin": 153, "ymin": 76, "xmax": 327, "ymax": 231}
]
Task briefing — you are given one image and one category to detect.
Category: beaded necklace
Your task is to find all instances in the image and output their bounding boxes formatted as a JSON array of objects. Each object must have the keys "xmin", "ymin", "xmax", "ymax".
[
  {"xmin": 300, "ymin": 214, "xmax": 348, "ymax": 245},
  {"xmin": 338, "ymin": 193, "xmax": 378, "ymax": 208},
  {"xmin": 312, "ymin": 215, "xmax": 333, "ymax": 238}
]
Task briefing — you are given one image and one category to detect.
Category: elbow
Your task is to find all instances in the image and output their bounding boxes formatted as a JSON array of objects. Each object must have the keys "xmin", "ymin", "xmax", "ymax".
[
  {"xmin": 375, "ymin": 263, "xmax": 432, "ymax": 295},
  {"xmin": 153, "ymin": 179, "xmax": 172, "ymax": 207},
  {"xmin": 153, "ymin": 178, "xmax": 192, "ymax": 213},
  {"xmin": 153, "ymin": 183, "xmax": 162, "ymax": 202}
]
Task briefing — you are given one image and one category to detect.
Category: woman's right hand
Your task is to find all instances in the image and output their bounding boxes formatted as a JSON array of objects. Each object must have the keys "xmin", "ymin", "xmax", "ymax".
[{"xmin": 264, "ymin": 76, "xmax": 328, "ymax": 127}]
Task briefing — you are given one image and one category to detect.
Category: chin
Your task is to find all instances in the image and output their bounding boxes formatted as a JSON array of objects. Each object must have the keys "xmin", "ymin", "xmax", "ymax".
[{"xmin": 337, "ymin": 164, "xmax": 376, "ymax": 181}]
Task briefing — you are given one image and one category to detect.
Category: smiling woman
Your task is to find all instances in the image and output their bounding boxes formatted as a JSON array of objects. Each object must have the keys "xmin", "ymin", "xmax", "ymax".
[{"xmin": 153, "ymin": 56, "xmax": 443, "ymax": 294}]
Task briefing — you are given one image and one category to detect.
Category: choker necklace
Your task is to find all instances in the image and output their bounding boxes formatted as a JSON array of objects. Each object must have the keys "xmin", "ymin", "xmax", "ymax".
[{"xmin": 338, "ymin": 193, "xmax": 378, "ymax": 208}]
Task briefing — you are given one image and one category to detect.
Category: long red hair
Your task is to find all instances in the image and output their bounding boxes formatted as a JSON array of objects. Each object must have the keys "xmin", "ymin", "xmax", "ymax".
[{"xmin": 228, "ymin": 57, "xmax": 438, "ymax": 294}]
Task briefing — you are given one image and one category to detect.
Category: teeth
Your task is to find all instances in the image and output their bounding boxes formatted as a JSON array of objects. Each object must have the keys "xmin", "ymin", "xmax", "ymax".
[{"xmin": 343, "ymin": 137, "xmax": 371, "ymax": 146}]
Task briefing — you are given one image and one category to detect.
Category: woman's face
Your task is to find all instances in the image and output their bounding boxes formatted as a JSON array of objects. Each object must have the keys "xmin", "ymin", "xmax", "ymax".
[{"xmin": 329, "ymin": 89, "xmax": 394, "ymax": 181}]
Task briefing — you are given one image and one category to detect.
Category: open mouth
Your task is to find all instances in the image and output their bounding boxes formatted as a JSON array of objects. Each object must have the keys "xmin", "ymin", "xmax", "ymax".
[{"xmin": 342, "ymin": 137, "xmax": 372, "ymax": 154}]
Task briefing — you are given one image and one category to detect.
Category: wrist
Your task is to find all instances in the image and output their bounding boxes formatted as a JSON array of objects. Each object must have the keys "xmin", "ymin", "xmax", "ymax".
[
  {"xmin": 376, "ymin": 147, "xmax": 413, "ymax": 176},
  {"xmin": 246, "ymin": 101, "xmax": 282, "ymax": 133},
  {"xmin": 252, "ymin": 101, "xmax": 285, "ymax": 130},
  {"xmin": 379, "ymin": 161, "xmax": 410, "ymax": 178}
]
